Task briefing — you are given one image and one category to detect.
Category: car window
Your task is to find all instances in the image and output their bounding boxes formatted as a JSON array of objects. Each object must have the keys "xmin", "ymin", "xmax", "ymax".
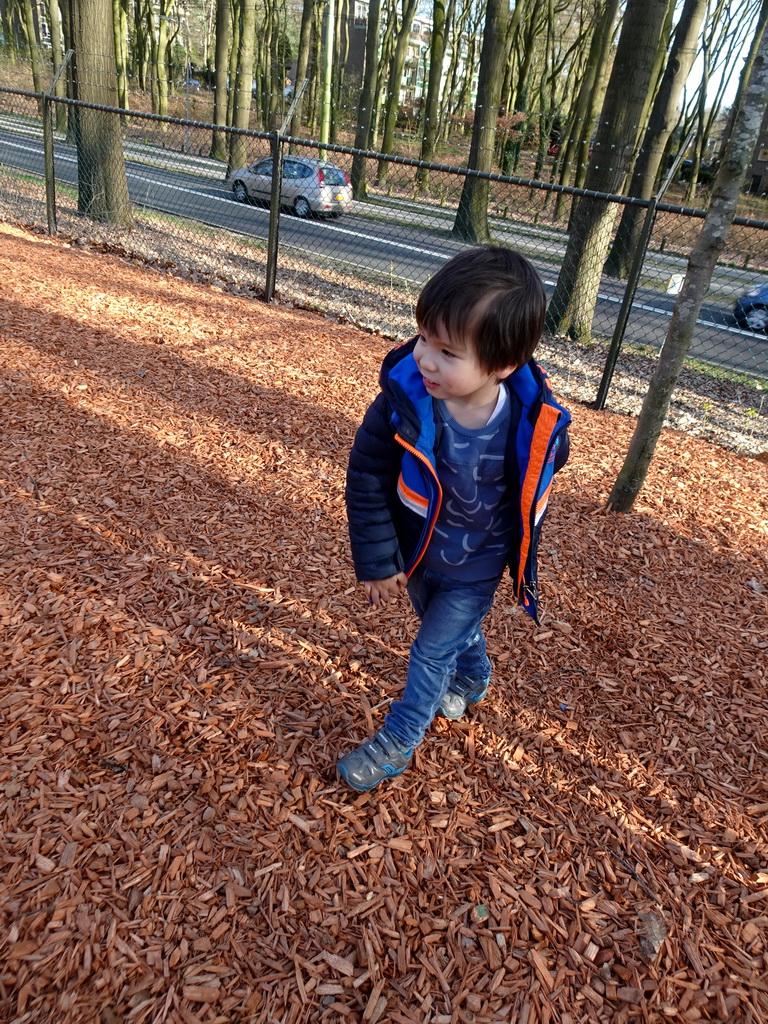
[
  {"xmin": 321, "ymin": 165, "xmax": 347, "ymax": 186},
  {"xmin": 296, "ymin": 164, "xmax": 313, "ymax": 179},
  {"xmin": 253, "ymin": 161, "xmax": 271, "ymax": 176},
  {"xmin": 283, "ymin": 162, "xmax": 300, "ymax": 179}
]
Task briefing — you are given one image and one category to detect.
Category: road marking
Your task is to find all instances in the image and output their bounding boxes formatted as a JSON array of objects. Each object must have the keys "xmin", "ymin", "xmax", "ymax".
[
  {"xmin": 317, "ymin": 220, "xmax": 450, "ymax": 260},
  {"xmin": 541, "ymin": 278, "xmax": 752, "ymax": 336},
  {"xmin": 543, "ymin": 277, "xmax": 676, "ymax": 318},
  {"xmin": 5, "ymin": 137, "xmax": 450, "ymax": 260}
]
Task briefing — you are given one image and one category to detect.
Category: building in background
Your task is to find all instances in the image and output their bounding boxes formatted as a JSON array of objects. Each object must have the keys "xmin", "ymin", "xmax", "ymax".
[
  {"xmin": 345, "ymin": 0, "xmax": 477, "ymax": 116},
  {"xmin": 745, "ymin": 105, "xmax": 768, "ymax": 195}
]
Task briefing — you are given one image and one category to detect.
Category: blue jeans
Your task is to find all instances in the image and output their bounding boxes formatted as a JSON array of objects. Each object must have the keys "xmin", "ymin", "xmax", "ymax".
[{"xmin": 384, "ymin": 566, "xmax": 501, "ymax": 749}]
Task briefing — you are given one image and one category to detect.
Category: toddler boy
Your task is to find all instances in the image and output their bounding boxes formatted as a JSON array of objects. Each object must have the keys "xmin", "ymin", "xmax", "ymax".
[{"xmin": 338, "ymin": 246, "xmax": 571, "ymax": 792}]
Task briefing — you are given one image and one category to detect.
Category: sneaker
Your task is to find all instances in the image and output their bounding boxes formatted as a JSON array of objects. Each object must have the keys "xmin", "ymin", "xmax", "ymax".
[
  {"xmin": 337, "ymin": 729, "xmax": 414, "ymax": 792},
  {"xmin": 439, "ymin": 675, "xmax": 489, "ymax": 721}
]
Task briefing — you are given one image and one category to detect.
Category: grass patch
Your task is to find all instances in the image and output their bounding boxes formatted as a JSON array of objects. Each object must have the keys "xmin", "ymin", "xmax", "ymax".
[{"xmin": 683, "ymin": 355, "xmax": 767, "ymax": 391}]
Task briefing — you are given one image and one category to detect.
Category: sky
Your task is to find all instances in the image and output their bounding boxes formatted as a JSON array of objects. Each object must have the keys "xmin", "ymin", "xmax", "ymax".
[{"xmin": 691, "ymin": 1, "xmax": 761, "ymax": 111}]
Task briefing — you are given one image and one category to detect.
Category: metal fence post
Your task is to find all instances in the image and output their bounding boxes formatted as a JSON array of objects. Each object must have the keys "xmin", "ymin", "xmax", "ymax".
[
  {"xmin": 593, "ymin": 132, "xmax": 696, "ymax": 410},
  {"xmin": 593, "ymin": 197, "xmax": 658, "ymax": 410},
  {"xmin": 42, "ymin": 92, "xmax": 57, "ymax": 235},
  {"xmin": 264, "ymin": 131, "xmax": 283, "ymax": 302},
  {"xmin": 41, "ymin": 52, "xmax": 74, "ymax": 237}
]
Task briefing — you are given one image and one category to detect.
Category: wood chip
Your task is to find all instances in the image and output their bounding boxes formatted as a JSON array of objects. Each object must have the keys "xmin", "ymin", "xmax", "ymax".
[
  {"xmin": 0, "ymin": 221, "xmax": 767, "ymax": 1023},
  {"xmin": 321, "ymin": 952, "xmax": 356, "ymax": 977}
]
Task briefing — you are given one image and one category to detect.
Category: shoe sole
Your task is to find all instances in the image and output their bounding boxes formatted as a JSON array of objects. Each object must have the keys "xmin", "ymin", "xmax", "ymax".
[
  {"xmin": 439, "ymin": 692, "xmax": 487, "ymax": 721},
  {"xmin": 439, "ymin": 706, "xmax": 466, "ymax": 721},
  {"xmin": 337, "ymin": 761, "xmax": 409, "ymax": 793}
]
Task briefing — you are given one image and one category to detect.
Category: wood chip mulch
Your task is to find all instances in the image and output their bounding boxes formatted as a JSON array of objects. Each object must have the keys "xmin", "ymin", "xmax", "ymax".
[{"xmin": 1, "ymin": 222, "xmax": 767, "ymax": 1024}]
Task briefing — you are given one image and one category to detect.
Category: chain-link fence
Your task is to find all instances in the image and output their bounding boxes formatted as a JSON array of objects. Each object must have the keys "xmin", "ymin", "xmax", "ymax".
[{"xmin": 1, "ymin": 62, "xmax": 766, "ymax": 452}]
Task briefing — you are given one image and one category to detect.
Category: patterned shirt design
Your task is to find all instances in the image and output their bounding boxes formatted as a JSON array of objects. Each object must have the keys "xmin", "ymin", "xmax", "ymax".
[{"xmin": 422, "ymin": 392, "xmax": 514, "ymax": 582}]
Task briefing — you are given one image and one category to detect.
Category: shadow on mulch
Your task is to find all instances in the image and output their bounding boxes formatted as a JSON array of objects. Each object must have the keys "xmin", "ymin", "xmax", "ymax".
[{"xmin": 1, "ymin": 297, "xmax": 360, "ymax": 452}]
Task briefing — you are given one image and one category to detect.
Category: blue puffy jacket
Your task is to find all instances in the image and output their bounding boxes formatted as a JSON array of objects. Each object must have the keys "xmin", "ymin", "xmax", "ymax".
[{"xmin": 345, "ymin": 338, "xmax": 571, "ymax": 621}]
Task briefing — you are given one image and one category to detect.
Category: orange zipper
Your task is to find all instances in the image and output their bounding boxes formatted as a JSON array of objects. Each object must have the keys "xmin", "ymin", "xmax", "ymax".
[{"xmin": 395, "ymin": 433, "xmax": 443, "ymax": 577}]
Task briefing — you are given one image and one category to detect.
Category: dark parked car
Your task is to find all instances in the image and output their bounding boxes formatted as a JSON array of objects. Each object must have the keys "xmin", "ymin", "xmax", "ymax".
[
  {"xmin": 679, "ymin": 158, "xmax": 717, "ymax": 185},
  {"xmin": 733, "ymin": 282, "xmax": 768, "ymax": 333}
]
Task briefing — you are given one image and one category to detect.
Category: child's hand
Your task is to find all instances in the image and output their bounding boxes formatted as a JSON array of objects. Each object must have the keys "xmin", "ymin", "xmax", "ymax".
[{"xmin": 364, "ymin": 574, "xmax": 407, "ymax": 608}]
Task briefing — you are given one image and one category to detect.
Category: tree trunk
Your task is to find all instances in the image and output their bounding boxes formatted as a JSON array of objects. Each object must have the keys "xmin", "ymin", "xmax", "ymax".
[
  {"xmin": 351, "ymin": 0, "xmax": 381, "ymax": 198},
  {"xmin": 289, "ymin": 0, "xmax": 315, "ymax": 140},
  {"xmin": 366, "ymin": 4, "xmax": 392, "ymax": 148},
  {"xmin": 154, "ymin": 0, "xmax": 172, "ymax": 117},
  {"xmin": 500, "ymin": 1, "xmax": 521, "ymax": 116},
  {"xmin": 59, "ymin": 0, "xmax": 77, "ymax": 139},
  {"xmin": 545, "ymin": 0, "xmax": 670, "ymax": 339},
  {"xmin": 511, "ymin": 8, "xmax": 537, "ymax": 111},
  {"xmin": 46, "ymin": 0, "xmax": 69, "ymax": 130},
  {"xmin": 0, "ymin": 1, "xmax": 13, "ymax": 52},
  {"xmin": 20, "ymin": 0, "xmax": 44, "ymax": 96},
  {"xmin": 414, "ymin": 0, "xmax": 446, "ymax": 189},
  {"xmin": 681, "ymin": 0, "xmax": 745, "ymax": 202},
  {"xmin": 71, "ymin": 0, "xmax": 132, "ymax": 226},
  {"xmin": 208, "ymin": 0, "xmax": 230, "ymax": 155},
  {"xmin": 112, "ymin": 0, "xmax": 129, "ymax": 109},
  {"xmin": 148, "ymin": 8, "xmax": 160, "ymax": 112},
  {"xmin": 553, "ymin": 0, "xmax": 619, "ymax": 221},
  {"xmin": 499, "ymin": 0, "xmax": 528, "ymax": 175},
  {"xmin": 451, "ymin": 0, "xmax": 508, "ymax": 242},
  {"xmin": 307, "ymin": 5, "xmax": 326, "ymax": 133},
  {"xmin": 533, "ymin": 0, "xmax": 557, "ymax": 181},
  {"xmin": 570, "ymin": 14, "xmax": 618, "ymax": 195},
  {"xmin": 210, "ymin": 0, "xmax": 230, "ymax": 159},
  {"xmin": 318, "ymin": 0, "xmax": 334, "ymax": 147},
  {"xmin": 204, "ymin": 0, "xmax": 215, "ymax": 68},
  {"xmin": 132, "ymin": 0, "xmax": 149, "ymax": 88},
  {"xmin": 260, "ymin": 1, "xmax": 275, "ymax": 129},
  {"xmin": 607, "ymin": 12, "xmax": 768, "ymax": 512},
  {"xmin": 333, "ymin": 0, "xmax": 348, "ymax": 141},
  {"xmin": 605, "ymin": 0, "xmax": 706, "ymax": 278},
  {"xmin": 633, "ymin": 0, "xmax": 676, "ymax": 151},
  {"xmin": 439, "ymin": 0, "xmax": 470, "ymax": 138},
  {"xmin": 376, "ymin": 0, "xmax": 420, "ymax": 183},
  {"xmin": 228, "ymin": 0, "xmax": 257, "ymax": 174},
  {"xmin": 226, "ymin": 0, "xmax": 241, "ymax": 130}
]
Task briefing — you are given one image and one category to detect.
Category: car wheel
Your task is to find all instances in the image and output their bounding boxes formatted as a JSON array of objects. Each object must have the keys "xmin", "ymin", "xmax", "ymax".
[
  {"xmin": 233, "ymin": 181, "xmax": 248, "ymax": 203},
  {"xmin": 293, "ymin": 196, "xmax": 311, "ymax": 218},
  {"xmin": 743, "ymin": 306, "xmax": 768, "ymax": 332}
]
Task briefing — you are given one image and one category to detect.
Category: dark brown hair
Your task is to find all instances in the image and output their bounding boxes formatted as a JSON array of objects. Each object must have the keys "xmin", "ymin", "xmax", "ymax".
[{"xmin": 415, "ymin": 246, "xmax": 546, "ymax": 372}]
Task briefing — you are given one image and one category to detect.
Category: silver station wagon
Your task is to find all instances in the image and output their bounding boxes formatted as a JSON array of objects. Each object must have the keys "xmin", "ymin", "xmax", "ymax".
[{"xmin": 229, "ymin": 156, "xmax": 353, "ymax": 218}]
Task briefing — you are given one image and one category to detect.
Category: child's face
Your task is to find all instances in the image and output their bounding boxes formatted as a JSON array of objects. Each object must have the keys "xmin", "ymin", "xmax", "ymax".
[{"xmin": 414, "ymin": 321, "xmax": 515, "ymax": 408}]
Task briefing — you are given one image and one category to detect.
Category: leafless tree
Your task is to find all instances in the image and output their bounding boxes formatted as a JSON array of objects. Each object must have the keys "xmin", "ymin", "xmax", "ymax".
[{"xmin": 607, "ymin": 10, "xmax": 768, "ymax": 512}]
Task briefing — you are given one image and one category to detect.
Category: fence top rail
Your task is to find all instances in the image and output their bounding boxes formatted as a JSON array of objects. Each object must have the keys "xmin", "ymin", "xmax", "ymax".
[
  {"xmin": 0, "ymin": 85, "xmax": 40, "ymax": 100},
  {"xmin": 1, "ymin": 85, "xmax": 766, "ymax": 230},
  {"xmin": 0, "ymin": 85, "xmax": 276, "ymax": 144},
  {"xmin": 284, "ymin": 132, "xmax": 667, "ymax": 210}
]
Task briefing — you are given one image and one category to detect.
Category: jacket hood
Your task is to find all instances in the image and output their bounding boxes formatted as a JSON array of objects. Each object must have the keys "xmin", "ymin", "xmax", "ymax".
[
  {"xmin": 380, "ymin": 337, "xmax": 560, "ymax": 430},
  {"xmin": 379, "ymin": 338, "xmax": 431, "ymax": 448}
]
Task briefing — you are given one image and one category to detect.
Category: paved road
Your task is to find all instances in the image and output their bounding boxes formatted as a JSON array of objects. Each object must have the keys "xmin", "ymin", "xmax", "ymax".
[{"xmin": 1, "ymin": 120, "xmax": 765, "ymax": 379}]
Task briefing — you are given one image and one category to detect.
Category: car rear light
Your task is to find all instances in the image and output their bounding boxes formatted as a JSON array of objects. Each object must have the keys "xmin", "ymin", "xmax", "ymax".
[
  {"xmin": 342, "ymin": 171, "xmax": 350, "ymax": 184},
  {"xmin": 317, "ymin": 168, "xmax": 325, "ymax": 184}
]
